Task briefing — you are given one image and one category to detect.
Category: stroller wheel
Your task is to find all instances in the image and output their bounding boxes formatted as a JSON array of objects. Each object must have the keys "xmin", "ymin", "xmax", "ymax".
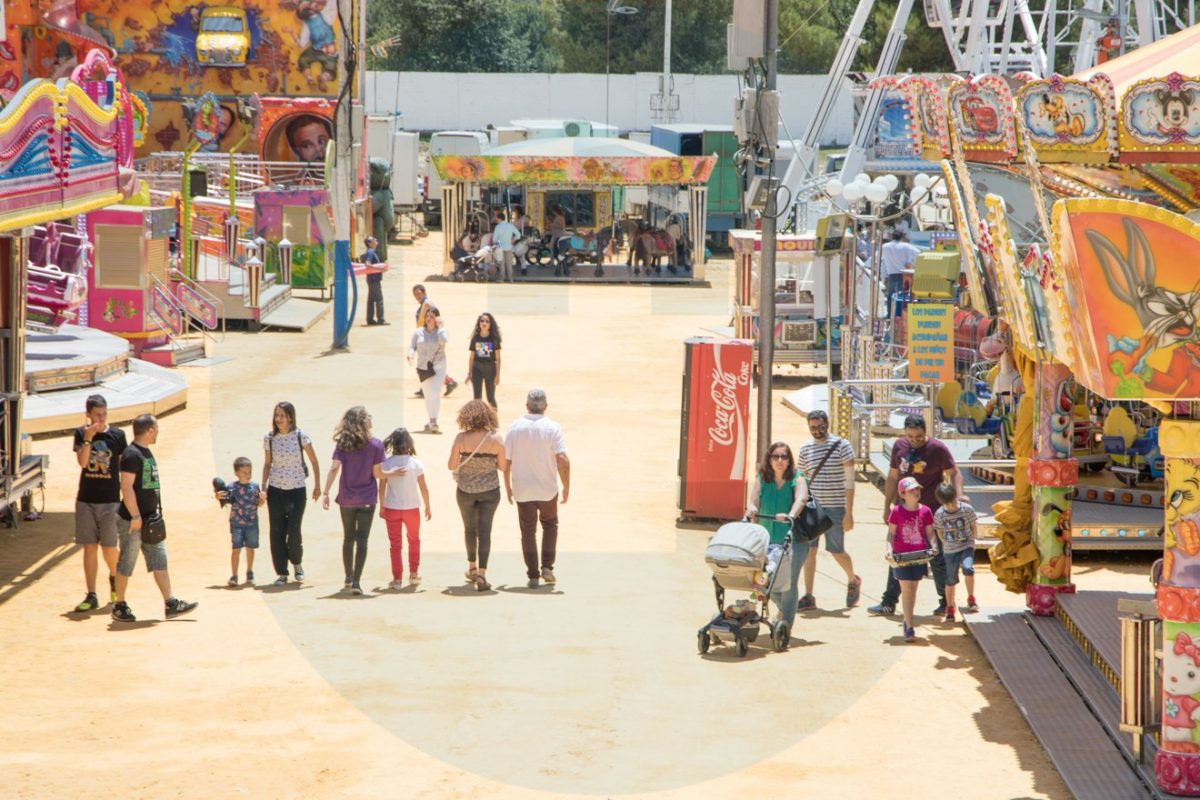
[
  {"xmin": 697, "ymin": 630, "xmax": 710, "ymax": 655},
  {"xmin": 735, "ymin": 637, "xmax": 749, "ymax": 658},
  {"xmin": 772, "ymin": 622, "xmax": 790, "ymax": 652}
]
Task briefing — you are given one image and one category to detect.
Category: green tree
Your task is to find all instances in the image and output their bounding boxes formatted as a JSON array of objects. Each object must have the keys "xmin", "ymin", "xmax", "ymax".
[{"xmin": 552, "ymin": 0, "xmax": 730, "ymax": 74}]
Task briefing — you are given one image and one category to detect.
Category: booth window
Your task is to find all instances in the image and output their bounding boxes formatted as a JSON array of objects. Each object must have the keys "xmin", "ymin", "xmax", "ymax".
[
  {"xmin": 544, "ymin": 192, "xmax": 595, "ymax": 228},
  {"xmin": 94, "ymin": 225, "xmax": 143, "ymax": 289},
  {"xmin": 282, "ymin": 206, "xmax": 312, "ymax": 245}
]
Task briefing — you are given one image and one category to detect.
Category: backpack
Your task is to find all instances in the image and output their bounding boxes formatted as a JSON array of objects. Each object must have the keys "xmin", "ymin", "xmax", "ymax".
[{"xmin": 270, "ymin": 430, "xmax": 309, "ymax": 477}]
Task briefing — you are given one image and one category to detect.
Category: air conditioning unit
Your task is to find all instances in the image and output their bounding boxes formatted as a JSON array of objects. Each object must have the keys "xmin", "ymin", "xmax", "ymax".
[
  {"xmin": 781, "ymin": 320, "xmax": 817, "ymax": 344},
  {"xmin": 564, "ymin": 121, "xmax": 591, "ymax": 137}
]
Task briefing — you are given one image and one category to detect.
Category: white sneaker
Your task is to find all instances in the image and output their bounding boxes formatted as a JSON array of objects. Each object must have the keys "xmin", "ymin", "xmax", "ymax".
[{"xmin": 388, "ymin": 579, "xmax": 404, "ymax": 590}]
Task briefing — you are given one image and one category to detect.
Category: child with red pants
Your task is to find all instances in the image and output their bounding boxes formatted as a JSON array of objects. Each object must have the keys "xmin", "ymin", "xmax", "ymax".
[{"xmin": 379, "ymin": 428, "xmax": 430, "ymax": 588}]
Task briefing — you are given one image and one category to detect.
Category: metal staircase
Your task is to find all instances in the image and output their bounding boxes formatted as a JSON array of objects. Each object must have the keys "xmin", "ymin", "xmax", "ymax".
[{"xmin": 143, "ymin": 271, "xmax": 224, "ymax": 366}]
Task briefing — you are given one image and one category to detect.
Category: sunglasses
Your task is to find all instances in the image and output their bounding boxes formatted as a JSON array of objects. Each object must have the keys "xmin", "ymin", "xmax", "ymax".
[{"xmin": 770, "ymin": 453, "xmax": 790, "ymax": 461}]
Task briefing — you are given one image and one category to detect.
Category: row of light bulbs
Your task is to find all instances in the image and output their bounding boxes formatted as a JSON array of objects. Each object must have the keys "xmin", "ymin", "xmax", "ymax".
[{"xmin": 824, "ymin": 172, "xmax": 937, "ymax": 204}]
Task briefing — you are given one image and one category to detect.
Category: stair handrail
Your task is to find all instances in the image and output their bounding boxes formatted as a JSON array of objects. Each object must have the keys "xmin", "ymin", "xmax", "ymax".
[
  {"xmin": 168, "ymin": 266, "xmax": 226, "ymax": 341},
  {"xmin": 149, "ymin": 272, "xmax": 213, "ymax": 357}
]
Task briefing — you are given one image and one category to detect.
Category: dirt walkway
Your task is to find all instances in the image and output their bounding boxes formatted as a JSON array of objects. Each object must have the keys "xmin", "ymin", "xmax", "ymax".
[{"xmin": 1, "ymin": 233, "xmax": 1148, "ymax": 798}]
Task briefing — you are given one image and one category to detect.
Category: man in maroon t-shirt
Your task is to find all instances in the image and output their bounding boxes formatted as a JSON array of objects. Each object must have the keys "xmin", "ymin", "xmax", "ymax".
[{"xmin": 869, "ymin": 415, "xmax": 964, "ymax": 617}]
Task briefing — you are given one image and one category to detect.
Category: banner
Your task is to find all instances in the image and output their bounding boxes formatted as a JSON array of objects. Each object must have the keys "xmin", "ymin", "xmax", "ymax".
[{"xmin": 907, "ymin": 303, "xmax": 955, "ymax": 383}]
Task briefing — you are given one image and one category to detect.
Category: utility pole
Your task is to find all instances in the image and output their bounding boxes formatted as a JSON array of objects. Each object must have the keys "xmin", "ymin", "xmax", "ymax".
[{"xmin": 756, "ymin": 0, "xmax": 779, "ymax": 464}]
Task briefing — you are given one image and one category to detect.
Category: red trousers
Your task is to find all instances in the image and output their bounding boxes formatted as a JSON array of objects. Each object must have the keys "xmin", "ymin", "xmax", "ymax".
[{"xmin": 382, "ymin": 507, "xmax": 421, "ymax": 577}]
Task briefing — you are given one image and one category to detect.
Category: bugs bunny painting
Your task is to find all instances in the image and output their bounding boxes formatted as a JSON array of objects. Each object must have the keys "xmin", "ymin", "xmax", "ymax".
[{"xmin": 1088, "ymin": 217, "xmax": 1200, "ymax": 395}]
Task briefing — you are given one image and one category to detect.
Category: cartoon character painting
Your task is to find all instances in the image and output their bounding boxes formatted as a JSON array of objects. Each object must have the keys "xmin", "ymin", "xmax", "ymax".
[
  {"xmin": 295, "ymin": 0, "xmax": 337, "ymax": 84},
  {"xmin": 1041, "ymin": 93, "xmax": 1086, "ymax": 138},
  {"xmin": 1164, "ymin": 459, "xmax": 1200, "ymax": 587},
  {"xmin": 1037, "ymin": 501, "xmax": 1072, "ymax": 581},
  {"xmin": 1088, "ymin": 218, "xmax": 1200, "ymax": 397},
  {"xmin": 1164, "ymin": 628, "xmax": 1200, "ymax": 752},
  {"xmin": 1157, "ymin": 89, "xmax": 1196, "ymax": 136}
]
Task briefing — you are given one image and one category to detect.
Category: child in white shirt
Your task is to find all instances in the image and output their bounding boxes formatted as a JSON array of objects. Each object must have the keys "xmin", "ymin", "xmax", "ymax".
[{"xmin": 379, "ymin": 428, "xmax": 431, "ymax": 588}]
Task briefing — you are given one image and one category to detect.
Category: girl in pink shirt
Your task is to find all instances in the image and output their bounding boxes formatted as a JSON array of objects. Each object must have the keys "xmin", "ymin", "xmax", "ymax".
[{"xmin": 887, "ymin": 477, "xmax": 936, "ymax": 642}]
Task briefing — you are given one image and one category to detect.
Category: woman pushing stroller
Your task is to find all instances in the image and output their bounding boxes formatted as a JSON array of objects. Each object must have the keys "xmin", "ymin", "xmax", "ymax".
[{"xmin": 745, "ymin": 442, "xmax": 811, "ymax": 629}]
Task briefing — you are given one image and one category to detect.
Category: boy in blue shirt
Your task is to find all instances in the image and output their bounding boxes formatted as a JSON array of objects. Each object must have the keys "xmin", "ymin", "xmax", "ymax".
[{"xmin": 216, "ymin": 457, "xmax": 267, "ymax": 586}]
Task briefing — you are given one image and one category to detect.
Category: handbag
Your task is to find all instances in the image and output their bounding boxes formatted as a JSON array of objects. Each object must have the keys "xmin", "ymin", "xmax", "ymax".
[
  {"xmin": 141, "ymin": 508, "xmax": 167, "ymax": 544},
  {"xmin": 416, "ymin": 361, "xmax": 435, "ymax": 382},
  {"xmin": 792, "ymin": 441, "xmax": 838, "ymax": 543}
]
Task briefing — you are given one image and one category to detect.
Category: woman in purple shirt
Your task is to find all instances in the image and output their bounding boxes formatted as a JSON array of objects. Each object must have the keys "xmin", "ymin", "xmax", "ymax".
[{"xmin": 322, "ymin": 406, "xmax": 386, "ymax": 595}]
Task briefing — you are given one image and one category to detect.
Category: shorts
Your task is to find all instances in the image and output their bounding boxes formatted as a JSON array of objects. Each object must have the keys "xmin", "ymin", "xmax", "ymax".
[
  {"xmin": 75, "ymin": 501, "xmax": 120, "ymax": 547},
  {"xmin": 231, "ymin": 523, "xmax": 260, "ymax": 549},
  {"xmin": 116, "ymin": 516, "xmax": 168, "ymax": 577},
  {"xmin": 892, "ymin": 562, "xmax": 928, "ymax": 581},
  {"xmin": 942, "ymin": 548, "xmax": 975, "ymax": 585},
  {"xmin": 822, "ymin": 507, "xmax": 847, "ymax": 554}
]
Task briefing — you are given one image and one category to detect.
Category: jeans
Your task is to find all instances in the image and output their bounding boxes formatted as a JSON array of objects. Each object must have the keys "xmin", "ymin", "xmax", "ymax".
[
  {"xmin": 383, "ymin": 507, "xmax": 421, "ymax": 577},
  {"xmin": 517, "ymin": 495, "xmax": 559, "ymax": 579},
  {"xmin": 770, "ymin": 539, "xmax": 812, "ymax": 628},
  {"xmin": 881, "ymin": 538, "xmax": 945, "ymax": 607},
  {"xmin": 885, "ymin": 273, "xmax": 906, "ymax": 319},
  {"xmin": 366, "ymin": 279, "xmax": 384, "ymax": 323},
  {"xmin": 942, "ymin": 549, "xmax": 975, "ymax": 586},
  {"xmin": 457, "ymin": 488, "xmax": 500, "ymax": 569},
  {"xmin": 267, "ymin": 486, "xmax": 307, "ymax": 577},
  {"xmin": 340, "ymin": 505, "xmax": 375, "ymax": 584},
  {"xmin": 471, "ymin": 361, "xmax": 497, "ymax": 408}
]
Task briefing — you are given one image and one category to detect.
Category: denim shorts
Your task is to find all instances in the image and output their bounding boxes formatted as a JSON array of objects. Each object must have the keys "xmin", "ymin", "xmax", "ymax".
[
  {"xmin": 942, "ymin": 548, "xmax": 975, "ymax": 585},
  {"xmin": 892, "ymin": 563, "xmax": 928, "ymax": 581},
  {"xmin": 822, "ymin": 508, "xmax": 847, "ymax": 554},
  {"xmin": 231, "ymin": 523, "xmax": 260, "ymax": 549},
  {"xmin": 116, "ymin": 517, "xmax": 168, "ymax": 576}
]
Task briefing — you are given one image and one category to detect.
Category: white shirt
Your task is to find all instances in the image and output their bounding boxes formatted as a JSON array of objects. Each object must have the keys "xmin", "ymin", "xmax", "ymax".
[
  {"xmin": 880, "ymin": 240, "xmax": 921, "ymax": 277},
  {"xmin": 492, "ymin": 221, "xmax": 520, "ymax": 252},
  {"xmin": 264, "ymin": 429, "xmax": 312, "ymax": 490},
  {"xmin": 381, "ymin": 454, "xmax": 423, "ymax": 510},
  {"xmin": 504, "ymin": 414, "xmax": 567, "ymax": 502}
]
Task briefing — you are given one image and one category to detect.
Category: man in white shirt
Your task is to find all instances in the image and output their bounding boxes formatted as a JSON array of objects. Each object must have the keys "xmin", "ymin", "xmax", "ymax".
[
  {"xmin": 491, "ymin": 211, "xmax": 520, "ymax": 283},
  {"xmin": 879, "ymin": 229, "xmax": 921, "ymax": 319},
  {"xmin": 504, "ymin": 389, "xmax": 570, "ymax": 588}
]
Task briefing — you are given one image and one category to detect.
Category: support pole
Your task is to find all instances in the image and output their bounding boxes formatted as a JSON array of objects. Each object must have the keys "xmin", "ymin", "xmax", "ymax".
[
  {"xmin": 1025, "ymin": 361, "xmax": 1078, "ymax": 615},
  {"xmin": 1155, "ymin": 419, "xmax": 1200, "ymax": 795},
  {"xmin": 331, "ymin": 0, "xmax": 358, "ymax": 349},
  {"xmin": 755, "ymin": 0, "xmax": 779, "ymax": 464}
]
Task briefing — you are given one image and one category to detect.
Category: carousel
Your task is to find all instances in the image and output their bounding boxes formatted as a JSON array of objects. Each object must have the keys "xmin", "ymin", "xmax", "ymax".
[
  {"xmin": 895, "ymin": 22, "xmax": 1200, "ymax": 798},
  {"xmin": 431, "ymin": 137, "xmax": 715, "ymax": 284}
]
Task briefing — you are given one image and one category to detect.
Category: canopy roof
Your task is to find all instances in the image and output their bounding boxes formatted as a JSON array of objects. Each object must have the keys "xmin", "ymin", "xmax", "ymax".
[
  {"xmin": 432, "ymin": 136, "xmax": 716, "ymax": 186},
  {"xmin": 1075, "ymin": 23, "xmax": 1200, "ymax": 96},
  {"xmin": 485, "ymin": 136, "xmax": 677, "ymax": 158}
]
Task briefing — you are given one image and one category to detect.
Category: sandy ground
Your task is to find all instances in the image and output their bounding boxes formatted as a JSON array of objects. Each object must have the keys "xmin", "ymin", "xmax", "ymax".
[{"xmin": 0, "ymin": 233, "xmax": 1159, "ymax": 799}]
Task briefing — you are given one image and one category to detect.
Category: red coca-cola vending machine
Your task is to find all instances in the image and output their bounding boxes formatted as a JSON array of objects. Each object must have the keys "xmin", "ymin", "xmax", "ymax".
[{"xmin": 678, "ymin": 337, "xmax": 753, "ymax": 522}]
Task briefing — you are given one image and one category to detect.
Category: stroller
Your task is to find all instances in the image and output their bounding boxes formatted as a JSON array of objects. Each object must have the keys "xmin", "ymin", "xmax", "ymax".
[{"xmin": 698, "ymin": 515, "xmax": 794, "ymax": 657}]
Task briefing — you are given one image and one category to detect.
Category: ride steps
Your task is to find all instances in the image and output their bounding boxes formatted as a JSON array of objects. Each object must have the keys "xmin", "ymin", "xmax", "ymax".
[{"xmin": 966, "ymin": 592, "xmax": 1184, "ymax": 799}]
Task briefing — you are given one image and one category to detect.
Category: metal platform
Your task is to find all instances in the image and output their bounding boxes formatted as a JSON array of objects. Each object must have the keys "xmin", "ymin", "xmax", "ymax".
[
  {"xmin": 259, "ymin": 298, "xmax": 331, "ymax": 332},
  {"xmin": 23, "ymin": 359, "xmax": 188, "ymax": 435},
  {"xmin": 966, "ymin": 592, "xmax": 1188, "ymax": 800},
  {"xmin": 25, "ymin": 325, "xmax": 128, "ymax": 392},
  {"xmin": 969, "ymin": 610, "xmax": 1152, "ymax": 799}
]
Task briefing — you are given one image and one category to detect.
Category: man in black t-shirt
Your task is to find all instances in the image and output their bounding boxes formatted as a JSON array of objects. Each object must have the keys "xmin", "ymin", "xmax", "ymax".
[
  {"xmin": 111, "ymin": 414, "xmax": 197, "ymax": 623},
  {"xmin": 72, "ymin": 395, "xmax": 127, "ymax": 613}
]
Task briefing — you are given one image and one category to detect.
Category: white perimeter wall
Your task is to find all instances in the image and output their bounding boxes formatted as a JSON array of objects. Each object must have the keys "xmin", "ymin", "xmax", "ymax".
[{"xmin": 366, "ymin": 71, "xmax": 855, "ymax": 146}]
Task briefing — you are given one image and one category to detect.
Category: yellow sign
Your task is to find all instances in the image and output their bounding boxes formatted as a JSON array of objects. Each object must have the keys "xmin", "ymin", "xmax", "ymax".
[{"xmin": 907, "ymin": 303, "xmax": 955, "ymax": 383}]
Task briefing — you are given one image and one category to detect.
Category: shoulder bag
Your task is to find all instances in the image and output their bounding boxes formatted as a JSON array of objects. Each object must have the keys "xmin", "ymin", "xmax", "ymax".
[
  {"xmin": 141, "ymin": 492, "xmax": 167, "ymax": 544},
  {"xmin": 450, "ymin": 434, "xmax": 488, "ymax": 486},
  {"xmin": 792, "ymin": 440, "xmax": 839, "ymax": 543}
]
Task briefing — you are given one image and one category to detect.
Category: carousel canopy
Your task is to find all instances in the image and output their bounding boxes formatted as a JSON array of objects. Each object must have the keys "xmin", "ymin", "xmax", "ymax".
[
  {"xmin": 432, "ymin": 136, "xmax": 716, "ymax": 187},
  {"xmin": 1075, "ymin": 23, "xmax": 1200, "ymax": 96}
]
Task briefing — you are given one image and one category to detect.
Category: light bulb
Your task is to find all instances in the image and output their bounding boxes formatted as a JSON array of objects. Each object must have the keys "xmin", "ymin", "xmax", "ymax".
[
  {"xmin": 843, "ymin": 182, "xmax": 864, "ymax": 201},
  {"xmin": 914, "ymin": 173, "xmax": 932, "ymax": 189},
  {"xmin": 880, "ymin": 174, "xmax": 900, "ymax": 192},
  {"xmin": 865, "ymin": 184, "xmax": 889, "ymax": 204},
  {"xmin": 825, "ymin": 178, "xmax": 844, "ymax": 197}
]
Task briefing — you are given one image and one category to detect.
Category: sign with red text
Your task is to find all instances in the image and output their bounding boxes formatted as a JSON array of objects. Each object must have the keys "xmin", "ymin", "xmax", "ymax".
[{"xmin": 907, "ymin": 303, "xmax": 955, "ymax": 383}]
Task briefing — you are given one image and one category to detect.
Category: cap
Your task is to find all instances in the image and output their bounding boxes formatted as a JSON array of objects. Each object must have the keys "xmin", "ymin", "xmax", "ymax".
[{"xmin": 898, "ymin": 477, "xmax": 921, "ymax": 494}]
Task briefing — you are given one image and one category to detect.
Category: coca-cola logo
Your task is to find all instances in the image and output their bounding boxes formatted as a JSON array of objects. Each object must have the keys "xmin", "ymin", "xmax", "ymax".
[{"xmin": 707, "ymin": 359, "xmax": 750, "ymax": 447}]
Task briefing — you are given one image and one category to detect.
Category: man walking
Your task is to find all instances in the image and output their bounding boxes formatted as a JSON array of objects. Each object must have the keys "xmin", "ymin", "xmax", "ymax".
[
  {"xmin": 504, "ymin": 389, "xmax": 569, "ymax": 589},
  {"xmin": 411, "ymin": 283, "xmax": 458, "ymax": 398},
  {"xmin": 72, "ymin": 394, "xmax": 127, "ymax": 612},
  {"xmin": 868, "ymin": 415, "xmax": 963, "ymax": 617},
  {"xmin": 796, "ymin": 410, "xmax": 861, "ymax": 610},
  {"xmin": 110, "ymin": 414, "xmax": 198, "ymax": 623},
  {"xmin": 362, "ymin": 236, "xmax": 387, "ymax": 326},
  {"xmin": 491, "ymin": 211, "xmax": 520, "ymax": 283}
]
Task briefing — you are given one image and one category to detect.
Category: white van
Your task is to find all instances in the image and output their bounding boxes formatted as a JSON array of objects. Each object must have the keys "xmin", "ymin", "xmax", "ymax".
[{"xmin": 424, "ymin": 131, "xmax": 489, "ymax": 227}]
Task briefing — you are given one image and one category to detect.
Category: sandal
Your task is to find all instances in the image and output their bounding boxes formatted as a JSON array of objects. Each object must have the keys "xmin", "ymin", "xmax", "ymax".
[
  {"xmin": 465, "ymin": 567, "xmax": 478, "ymax": 582},
  {"xmin": 474, "ymin": 574, "xmax": 491, "ymax": 592}
]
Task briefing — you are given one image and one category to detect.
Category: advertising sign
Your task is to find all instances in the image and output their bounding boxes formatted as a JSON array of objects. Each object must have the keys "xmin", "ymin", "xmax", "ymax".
[
  {"xmin": 907, "ymin": 303, "xmax": 955, "ymax": 383},
  {"xmin": 680, "ymin": 338, "xmax": 753, "ymax": 521}
]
